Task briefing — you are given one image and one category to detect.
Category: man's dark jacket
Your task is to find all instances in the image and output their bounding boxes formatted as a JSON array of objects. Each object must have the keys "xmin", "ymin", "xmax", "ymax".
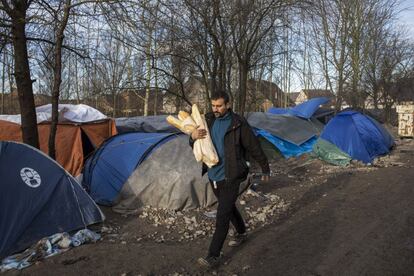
[{"xmin": 190, "ymin": 109, "xmax": 270, "ymax": 183}]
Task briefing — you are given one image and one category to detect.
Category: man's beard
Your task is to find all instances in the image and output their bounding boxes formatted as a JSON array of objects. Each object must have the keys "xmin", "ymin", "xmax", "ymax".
[{"xmin": 214, "ymin": 109, "xmax": 228, "ymax": 118}]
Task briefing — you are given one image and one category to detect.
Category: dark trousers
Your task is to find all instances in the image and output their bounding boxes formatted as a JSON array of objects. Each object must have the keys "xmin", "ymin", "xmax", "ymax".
[{"xmin": 208, "ymin": 179, "xmax": 246, "ymax": 257}]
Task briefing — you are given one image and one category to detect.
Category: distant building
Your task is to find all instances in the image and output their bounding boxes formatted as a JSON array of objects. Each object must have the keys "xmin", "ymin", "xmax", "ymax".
[
  {"xmin": 84, "ymin": 89, "xmax": 165, "ymax": 117},
  {"xmin": 363, "ymin": 77, "xmax": 414, "ymax": 110},
  {"xmin": 162, "ymin": 76, "xmax": 210, "ymax": 114},
  {"xmin": 246, "ymin": 79, "xmax": 291, "ymax": 111},
  {"xmin": 0, "ymin": 89, "xmax": 52, "ymax": 115},
  {"xmin": 288, "ymin": 92, "xmax": 300, "ymax": 104}
]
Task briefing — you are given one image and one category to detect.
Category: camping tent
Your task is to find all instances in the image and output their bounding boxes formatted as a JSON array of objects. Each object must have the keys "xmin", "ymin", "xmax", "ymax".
[
  {"xmin": 268, "ymin": 97, "xmax": 330, "ymax": 119},
  {"xmin": 246, "ymin": 112, "xmax": 323, "ymax": 145},
  {"xmin": 0, "ymin": 104, "xmax": 117, "ymax": 176},
  {"xmin": 244, "ymin": 112, "xmax": 323, "ymax": 158},
  {"xmin": 0, "ymin": 141, "xmax": 104, "ymax": 259},
  {"xmin": 115, "ymin": 115, "xmax": 179, "ymax": 133},
  {"xmin": 312, "ymin": 138, "xmax": 352, "ymax": 166},
  {"xmin": 255, "ymin": 129, "xmax": 318, "ymax": 158},
  {"xmin": 82, "ymin": 133, "xmax": 217, "ymax": 212},
  {"xmin": 82, "ymin": 132, "xmax": 179, "ymax": 205},
  {"xmin": 317, "ymin": 110, "xmax": 394, "ymax": 164}
]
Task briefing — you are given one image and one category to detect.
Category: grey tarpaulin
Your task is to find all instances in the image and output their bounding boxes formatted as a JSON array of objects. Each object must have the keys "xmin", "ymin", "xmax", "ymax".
[
  {"xmin": 112, "ymin": 135, "xmax": 214, "ymax": 213},
  {"xmin": 246, "ymin": 112, "xmax": 324, "ymax": 145},
  {"xmin": 112, "ymin": 135, "xmax": 251, "ymax": 213},
  {"xmin": 115, "ymin": 115, "xmax": 178, "ymax": 133}
]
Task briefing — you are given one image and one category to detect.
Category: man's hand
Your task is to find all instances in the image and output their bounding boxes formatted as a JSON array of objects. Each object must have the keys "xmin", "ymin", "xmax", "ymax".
[
  {"xmin": 191, "ymin": 128, "xmax": 207, "ymax": 140},
  {"xmin": 261, "ymin": 174, "xmax": 270, "ymax": 182}
]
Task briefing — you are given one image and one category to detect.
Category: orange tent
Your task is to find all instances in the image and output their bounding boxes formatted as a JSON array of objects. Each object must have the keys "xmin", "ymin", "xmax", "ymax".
[{"xmin": 0, "ymin": 119, "xmax": 117, "ymax": 176}]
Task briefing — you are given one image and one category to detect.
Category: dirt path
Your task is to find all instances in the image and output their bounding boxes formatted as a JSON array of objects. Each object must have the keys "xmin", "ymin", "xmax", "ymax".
[
  {"xmin": 7, "ymin": 140, "xmax": 414, "ymax": 276},
  {"xmin": 231, "ymin": 162, "xmax": 414, "ymax": 275}
]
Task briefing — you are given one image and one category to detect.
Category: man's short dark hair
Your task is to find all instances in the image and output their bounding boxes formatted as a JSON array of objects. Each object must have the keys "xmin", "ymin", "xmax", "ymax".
[{"xmin": 211, "ymin": 91, "xmax": 230, "ymax": 104}]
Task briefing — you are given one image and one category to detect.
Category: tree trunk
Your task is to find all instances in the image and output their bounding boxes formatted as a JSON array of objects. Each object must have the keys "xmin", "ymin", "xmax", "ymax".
[
  {"xmin": 11, "ymin": 11, "xmax": 39, "ymax": 148},
  {"xmin": 154, "ymin": 62, "xmax": 158, "ymax": 115},
  {"xmin": 144, "ymin": 39, "xmax": 151, "ymax": 116},
  {"xmin": 238, "ymin": 60, "xmax": 248, "ymax": 114},
  {"xmin": 1, "ymin": 51, "xmax": 5, "ymax": 114},
  {"xmin": 48, "ymin": 0, "xmax": 71, "ymax": 160}
]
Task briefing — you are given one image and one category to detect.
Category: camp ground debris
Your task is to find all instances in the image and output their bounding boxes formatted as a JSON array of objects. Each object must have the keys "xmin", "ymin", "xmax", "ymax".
[
  {"xmin": 0, "ymin": 101, "xmax": 407, "ymax": 274},
  {"xmin": 0, "ymin": 229, "xmax": 100, "ymax": 272},
  {"xmin": 0, "ymin": 104, "xmax": 117, "ymax": 176},
  {"xmin": 0, "ymin": 141, "xmax": 104, "ymax": 260}
]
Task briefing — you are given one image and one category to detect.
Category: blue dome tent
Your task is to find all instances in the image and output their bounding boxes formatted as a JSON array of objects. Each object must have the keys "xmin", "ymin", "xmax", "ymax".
[
  {"xmin": 0, "ymin": 141, "xmax": 104, "ymax": 259},
  {"xmin": 319, "ymin": 110, "xmax": 394, "ymax": 163},
  {"xmin": 82, "ymin": 132, "xmax": 178, "ymax": 206},
  {"xmin": 82, "ymin": 134, "xmax": 216, "ymax": 212}
]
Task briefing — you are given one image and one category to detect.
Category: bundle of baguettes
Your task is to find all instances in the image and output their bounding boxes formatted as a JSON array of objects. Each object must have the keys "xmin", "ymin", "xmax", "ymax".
[{"xmin": 166, "ymin": 104, "xmax": 219, "ymax": 168}]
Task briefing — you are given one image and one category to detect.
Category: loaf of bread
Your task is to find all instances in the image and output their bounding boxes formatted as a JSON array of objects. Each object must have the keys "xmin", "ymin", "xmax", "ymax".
[
  {"xmin": 166, "ymin": 105, "xmax": 219, "ymax": 167},
  {"xmin": 178, "ymin": 111, "xmax": 191, "ymax": 121},
  {"xmin": 166, "ymin": 115, "xmax": 183, "ymax": 130},
  {"xmin": 191, "ymin": 104, "xmax": 218, "ymax": 167}
]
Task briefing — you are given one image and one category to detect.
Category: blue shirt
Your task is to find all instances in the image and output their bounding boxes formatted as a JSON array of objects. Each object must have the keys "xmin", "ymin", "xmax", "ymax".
[{"xmin": 208, "ymin": 112, "xmax": 232, "ymax": 181}]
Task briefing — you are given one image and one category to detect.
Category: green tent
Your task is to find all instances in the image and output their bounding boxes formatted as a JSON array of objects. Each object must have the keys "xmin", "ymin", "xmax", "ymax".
[{"xmin": 312, "ymin": 138, "xmax": 352, "ymax": 166}]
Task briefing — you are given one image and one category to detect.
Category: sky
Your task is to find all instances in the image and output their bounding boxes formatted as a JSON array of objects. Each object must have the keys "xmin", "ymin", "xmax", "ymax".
[{"xmin": 398, "ymin": 0, "xmax": 414, "ymax": 40}]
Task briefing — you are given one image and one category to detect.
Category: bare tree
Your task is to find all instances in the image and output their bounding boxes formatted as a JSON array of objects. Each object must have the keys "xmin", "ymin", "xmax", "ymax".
[
  {"xmin": 309, "ymin": 0, "xmax": 352, "ymax": 110},
  {"xmin": 0, "ymin": 0, "xmax": 39, "ymax": 148},
  {"xmin": 37, "ymin": 0, "xmax": 72, "ymax": 159}
]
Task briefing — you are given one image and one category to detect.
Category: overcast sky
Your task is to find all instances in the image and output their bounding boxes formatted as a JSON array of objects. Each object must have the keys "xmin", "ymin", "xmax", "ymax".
[{"xmin": 398, "ymin": 0, "xmax": 414, "ymax": 40}]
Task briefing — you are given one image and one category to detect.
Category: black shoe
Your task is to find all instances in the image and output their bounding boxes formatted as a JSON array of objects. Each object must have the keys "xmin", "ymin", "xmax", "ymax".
[
  {"xmin": 197, "ymin": 255, "xmax": 221, "ymax": 268},
  {"xmin": 228, "ymin": 232, "xmax": 247, "ymax": 247}
]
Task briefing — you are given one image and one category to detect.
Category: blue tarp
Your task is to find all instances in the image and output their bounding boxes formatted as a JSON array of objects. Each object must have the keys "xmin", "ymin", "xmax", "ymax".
[
  {"xmin": 266, "ymin": 107, "xmax": 289, "ymax": 115},
  {"xmin": 320, "ymin": 110, "xmax": 394, "ymax": 163},
  {"xmin": 0, "ymin": 141, "xmax": 104, "ymax": 259},
  {"xmin": 82, "ymin": 132, "xmax": 180, "ymax": 205},
  {"xmin": 268, "ymin": 97, "xmax": 329, "ymax": 119},
  {"xmin": 255, "ymin": 129, "xmax": 317, "ymax": 158}
]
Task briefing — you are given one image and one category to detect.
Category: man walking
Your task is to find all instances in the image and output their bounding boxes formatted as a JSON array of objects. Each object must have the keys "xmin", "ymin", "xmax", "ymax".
[{"xmin": 190, "ymin": 91, "xmax": 270, "ymax": 268}]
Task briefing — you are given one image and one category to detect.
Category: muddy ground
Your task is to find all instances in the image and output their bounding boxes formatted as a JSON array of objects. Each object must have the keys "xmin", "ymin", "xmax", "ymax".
[{"xmin": 6, "ymin": 138, "xmax": 414, "ymax": 276}]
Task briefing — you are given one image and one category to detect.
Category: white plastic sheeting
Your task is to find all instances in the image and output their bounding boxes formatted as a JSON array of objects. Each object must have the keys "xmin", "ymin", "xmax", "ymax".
[
  {"xmin": 36, "ymin": 104, "xmax": 107, "ymax": 122},
  {"xmin": 0, "ymin": 104, "xmax": 107, "ymax": 125}
]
